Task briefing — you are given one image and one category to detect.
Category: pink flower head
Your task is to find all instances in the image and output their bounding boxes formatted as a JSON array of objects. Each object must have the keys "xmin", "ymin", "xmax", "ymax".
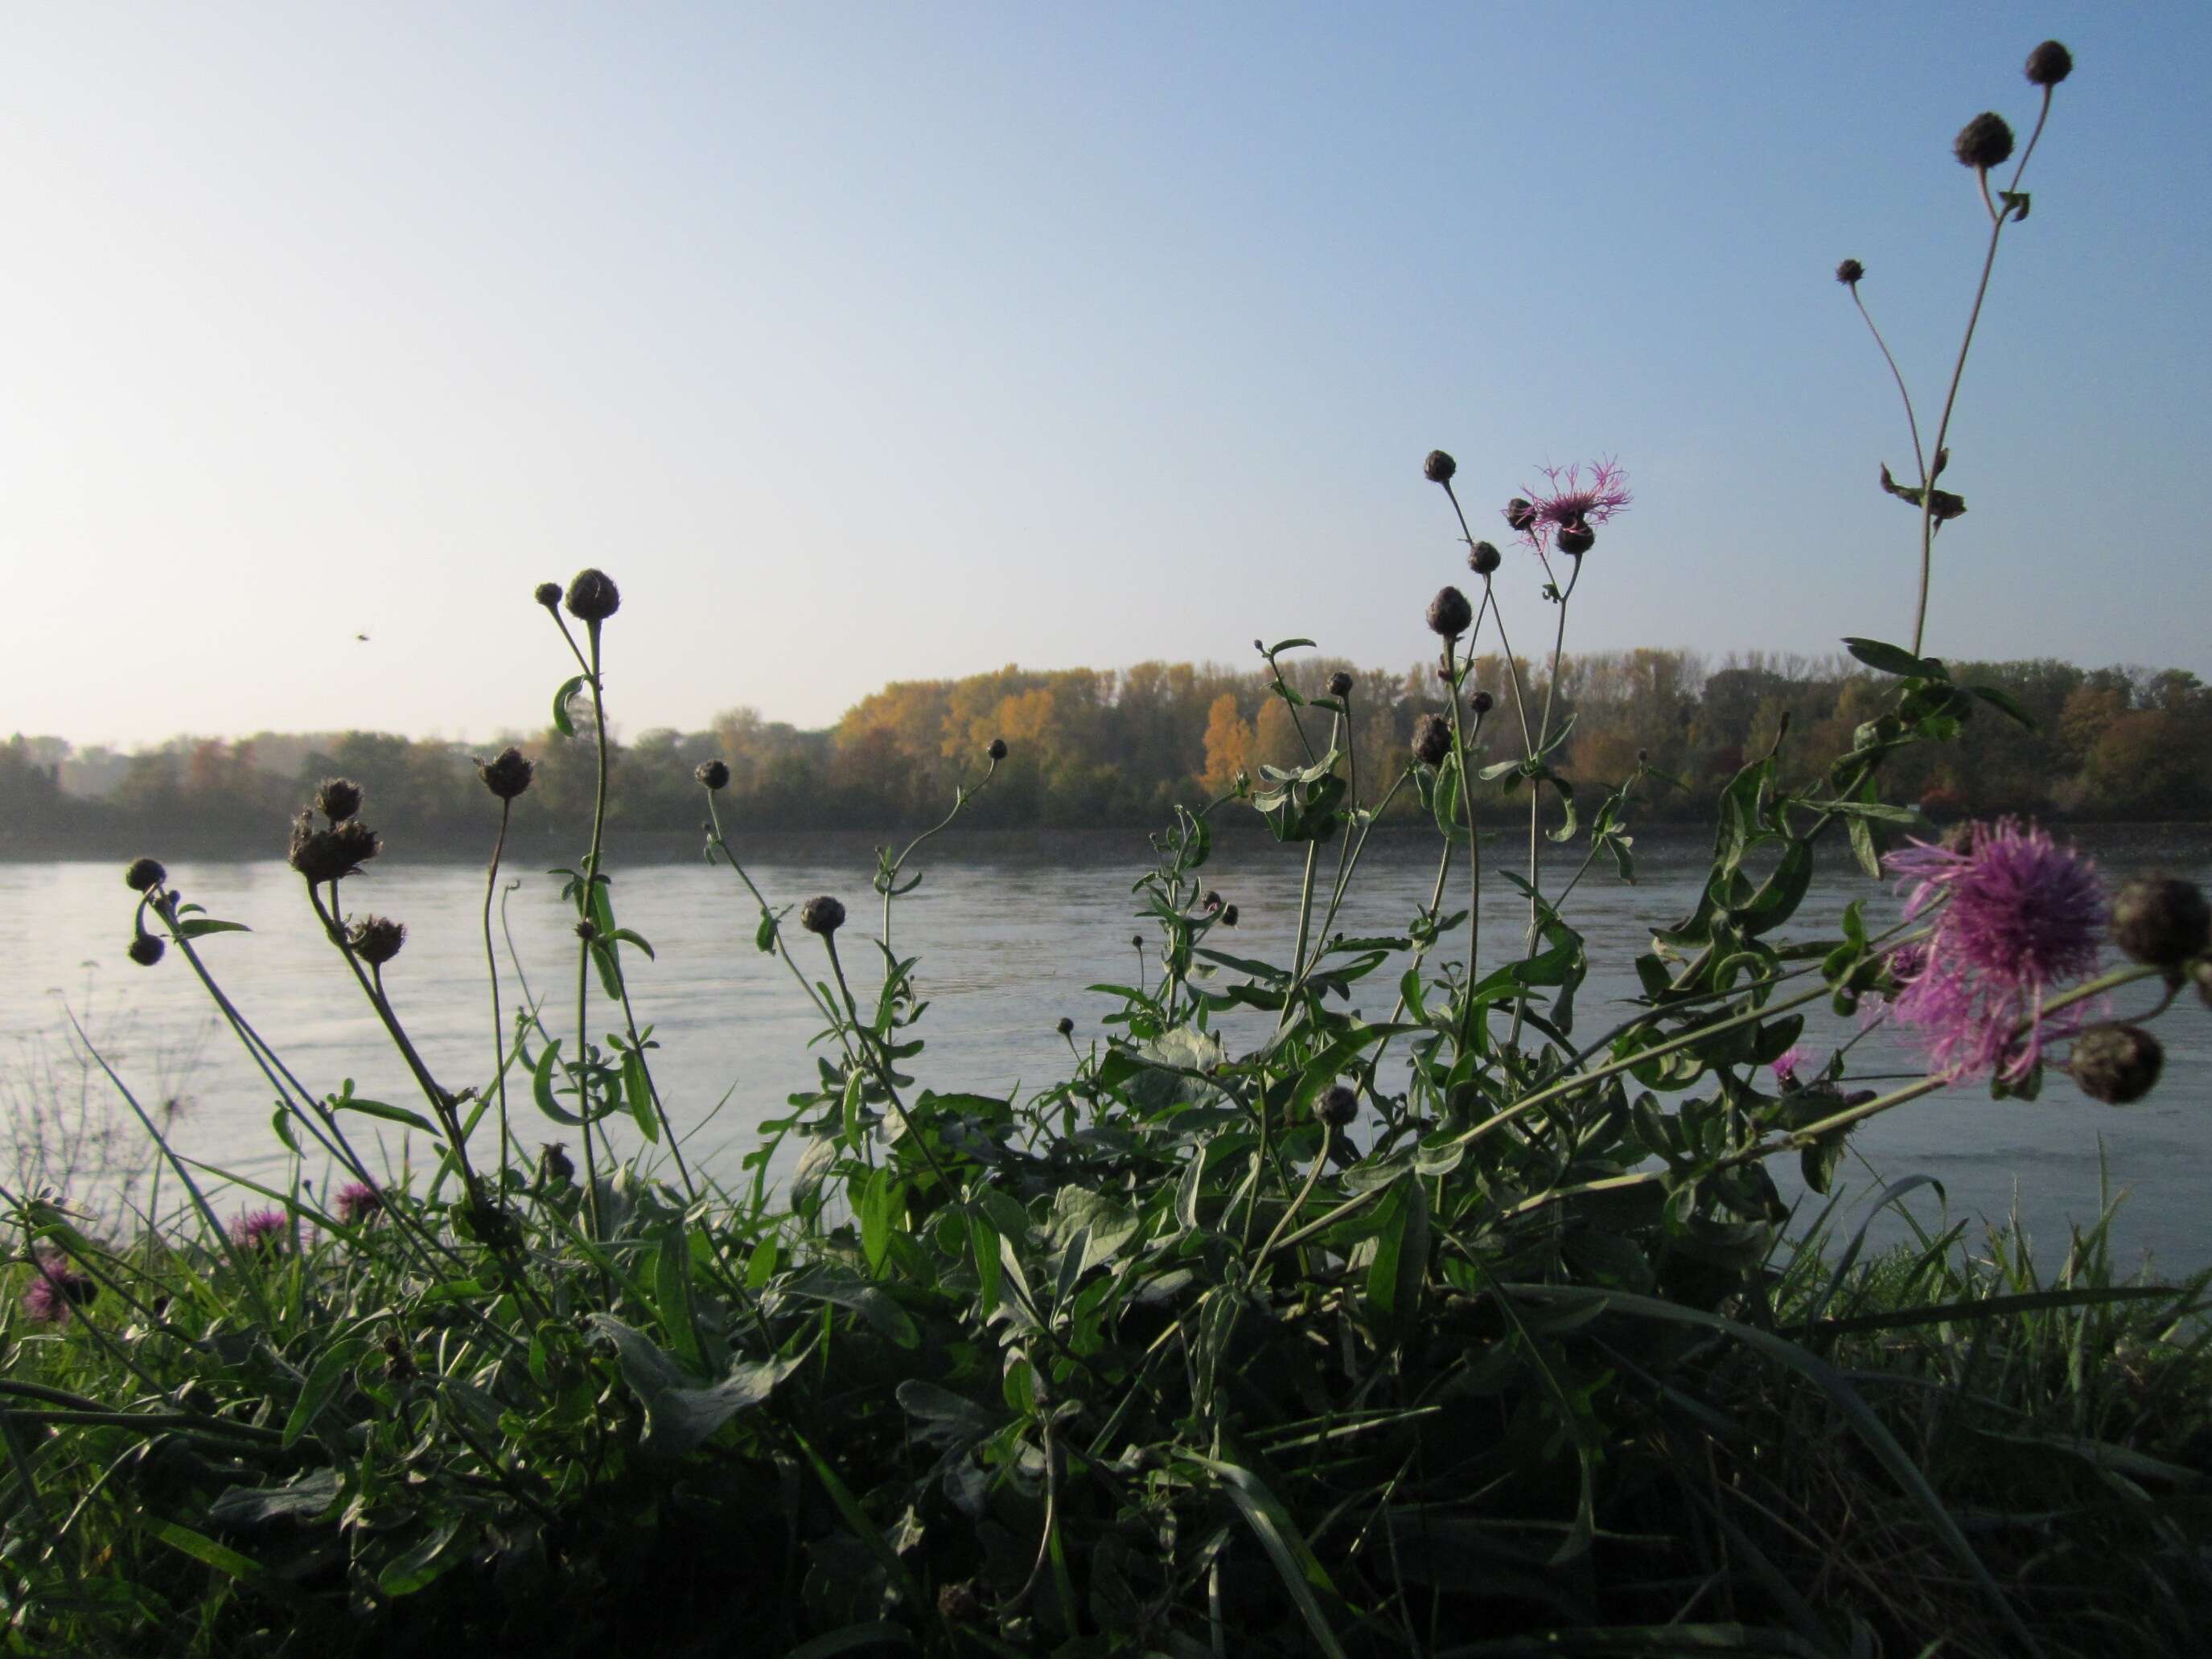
[
  {"xmin": 229, "ymin": 1207, "xmax": 290, "ymax": 1255},
  {"xmin": 1507, "ymin": 459, "xmax": 1631, "ymax": 555},
  {"xmin": 21, "ymin": 1248, "xmax": 96, "ymax": 1325},
  {"xmin": 1770, "ymin": 1045, "xmax": 1811, "ymax": 1090},
  {"xmin": 1881, "ymin": 819, "xmax": 2106, "ymax": 1082},
  {"xmin": 334, "ymin": 1182, "xmax": 382, "ymax": 1227}
]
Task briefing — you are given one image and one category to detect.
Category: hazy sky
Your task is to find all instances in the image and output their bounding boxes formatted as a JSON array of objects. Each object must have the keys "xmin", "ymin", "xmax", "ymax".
[{"xmin": 5, "ymin": 4, "xmax": 2205, "ymax": 749}]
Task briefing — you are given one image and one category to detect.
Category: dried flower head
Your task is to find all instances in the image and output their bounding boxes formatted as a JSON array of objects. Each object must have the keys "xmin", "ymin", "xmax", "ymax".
[
  {"xmin": 1883, "ymin": 819, "xmax": 2106, "ymax": 1081},
  {"xmin": 539, "ymin": 1142, "xmax": 575, "ymax": 1185},
  {"xmin": 127, "ymin": 934, "xmax": 164, "ymax": 968},
  {"xmin": 987, "ymin": 737, "xmax": 1008, "ymax": 762},
  {"xmin": 1836, "ymin": 258, "xmax": 1865, "ymax": 286},
  {"xmin": 565, "ymin": 568, "xmax": 621, "ymax": 623},
  {"xmin": 2109, "ymin": 874, "xmax": 2210, "ymax": 971},
  {"xmin": 478, "ymin": 746, "xmax": 535, "ymax": 800},
  {"xmin": 1953, "ymin": 112, "xmax": 2015, "ymax": 170},
  {"xmin": 1470, "ymin": 690, "xmax": 1495, "ymax": 716},
  {"xmin": 229, "ymin": 1208, "xmax": 290, "ymax": 1256},
  {"xmin": 1326, "ymin": 670, "xmax": 1354, "ymax": 699},
  {"xmin": 695, "ymin": 758, "xmax": 731, "ymax": 791},
  {"xmin": 1510, "ymin": 460, "xmax": 1631, "ymax": 556},
  {"xmin": 1426, "ymin": 585, "xmax": 1474, "ymax": 639},
  {"xmin": 334, "ymin": 1181, "xmax": 383, "ymax": 1226},
  {"xmin": 2025, "ymin": 40, "xmax": 2073, "ymax": 88},
  {"xmin": 1130, "ymin": 934, "xmax": 1145, "ymax": 951},
  {"xmin": 800, "ymin": 895, "xmax": 846, "ymax": 936},
  {"xmin": 1423, "ymin": 450, "xmax": 1458, "ymax": 484},
  {"xmin": 1412, "ymin": 713, "xmax": 1453, "ymax": 768},
  {"xmin": 289, "ymin": 812, "xmax": 381, "ymax": 885},
  {"xmin": 21, "ymin": 1249, "xmax": 97, "ymax": 1325},
  {"xmin": 124, "ymin": 857, "xmax": 167, "ymax": 893},
  {"xmin": 1316, "ymin": 1084, "xmax": 1359, "ymax": 1129},
  {"xmin": 533, "ymin": 581, "xmax": 565, "ymax": 610},
  {"xmin": 1055, "ymin": 1016, "xmax": 1075, "ymax": 1037},
  {"xmin": 347, "ymin": 915, "xmax": 407, "ymax": 967},
  {"xmin": 315, "ymin": 778, "xmax": 364, "ymax": 823},
  {"xmin": 2069, "ymin": 1024, "xmax": 2161, "ymax": 1105},
  {"xmin": 1467, "ymin": 540, "xmax": 1502, "ymax": 576},
  {"xmin": 1220, "ymin": 903, "xmax": 1239, "ymax": 926}
]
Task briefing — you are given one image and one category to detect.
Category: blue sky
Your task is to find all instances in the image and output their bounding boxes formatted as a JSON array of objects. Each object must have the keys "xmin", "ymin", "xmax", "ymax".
[{"xmin": 4, "ymin": 3, "xmax": 2204, "ymax": 747}]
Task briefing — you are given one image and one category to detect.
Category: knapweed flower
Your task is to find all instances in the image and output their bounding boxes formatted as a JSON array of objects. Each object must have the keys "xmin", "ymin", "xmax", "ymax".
[
  {"xmin": 229, "ymin": 1208, "xmax": 290, "ymax": 1255},
  {"xmin": 1881, "ymin": 819, "xmax": 2106, "ymax": 1082},
  {"xmin": 479, "ymin": 746, "xmax": 536, "ymax": 800},
  {"xmin": 288, "ymin": 811, "xmax": 381, "ymax": 885},
  {"xmin": 1770, "ymin": 1045, "xmax": 1811, "ymax": 1090},
  {"xmin": 1507, "ymin": 460, "xmax": 1631, "ymax": 556},
  {"xmin": 124, "ymin": 856, "xmax": 167, "ymax": 893},
  {"xmin": 21, "ymin": 1249, "xmax": 97, "ymax": 1325},
  {"xmin": 334, "ymin": 1182, "xmax": 383, "ymax": 1226}
]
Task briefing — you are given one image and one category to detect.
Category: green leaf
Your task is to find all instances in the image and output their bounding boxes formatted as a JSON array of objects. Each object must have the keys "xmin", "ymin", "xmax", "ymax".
[
  {"xmin": 1842, "ymin": 637, "xmax": 1946, "ymax": 680},
  {"xmin": 333, "ymin": 1096, "xmax": 438, "ymax": 1136},
  {"xmin": 1182, "ymin": 1455, "xmax": 1351, "ymax": 1659},
  {"xmin": 779, "ymin": 1263, "xmax": 921, "ymax": 1347},
  {"xmin": 377, "ymin": 1519, "xmax": 468, "ymax": 1597},
  {"xmin": 282, "ymin": 1341, "xmax": 368, "ymax": 1448},
  {"xmin": 177, "ymin": 918, "xmax": 250, "ymax": 939},
  {"xmin": 622, "ymin": 1048, "xmax": 657, "ymax": 1143},
  {"xmin": 1364, "ymin": 1173, "xmax": 1429, "ymax": 1338},
  {"xmin": 552, "ymin": 674, "xmax": 586, "ymax": 737},
  {"xmin": 587, "ymin": 1314, "xmax": 802, "ymax": 1457},
  {"xmin": 207, "ymin": 1468, "xmax": 343, "ymax": 1529},
  {"xmin": 605, "ymin": 926, "xmax": 656, "ymax": 959},
  {"xmin": 1264, "ymin": 637, "xmax": 1316, "ymax": 655},
  {"xmin": 531, "ymin": 1039, "xmax": 584, "ymax": 1125},
  {"xmin": 1967, "ymin": 683, "xmax": 2037, "ymax": 729}
]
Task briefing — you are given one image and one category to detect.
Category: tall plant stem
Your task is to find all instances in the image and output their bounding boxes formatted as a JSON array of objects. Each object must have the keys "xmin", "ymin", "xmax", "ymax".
[
  {"xmin": 574, "ymin": 617, "xmax": 612, "ymax": 1239},
  {"xmin": 483, "ymin": 799, "xmax": 514, "ymax": 1178}
]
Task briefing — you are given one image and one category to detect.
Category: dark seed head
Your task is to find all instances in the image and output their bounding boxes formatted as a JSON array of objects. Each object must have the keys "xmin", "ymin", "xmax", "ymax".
[
  {"xmin": 987, "ymin": 737, "xmax": 1008, "ymax": 762},
  {"xmin": 539, "ymin": 1142, "xmax": 574, "ymax": 1185},
  {"xmin": 2069, "ymin": 1024, "xmax": 2162, "ymax": 1105},
  {"xmin": 695, "ymin": 758, "xmax": 731, "ymax": 791},
  {"xmin": 533, "ymin": 581, "xmax": 565, "ymax": 610},
  {"xmin": 1426, "ymin": 585, "xmax": 1474, "ymax": 639},
  {"xmin": 573, "ymin": 918, "xmax": 599, "ymax": 943},
  {"xmin": 1503, "ymin": 498, "xmax": 1536, "ymax": 532},
  {"xmin": 1202, "ymin": 889, "xmax": 1223, "ymax": 913},
  {"xmin": 1131, "ymin": 934, "xmax": 1145, "ymax": 951},
  {"xmin": 127, "ymin": 934, "xmax": 164, "ymax": 967},
  {"xmin": 1326, "ymin": 670, "xmax": 1354, "ymax": 699},
  {"xmin": 1954, "ymin": 112, "xmax": 2016, "ymax": 170},
  {"xmin": 1412, "ymin": 712, "xmax": 1453, "ymax": 768},
  {"xmin": 315, "ymin": 777, "xmax": 364, "ymax": 823},
  {"xmin": 288, "ymin": 812, "xmax": 381, "ymax": 885},
  {"xmin": 124, "ymin": 856, "xmax": 167, "ymax": 893},
  {"xmin": 1470, "ymin": 690, "xmax": 1495, "ymax": 716},
  {"xmin": 1423, "ymin": 449, "xmax": 1457, "ymax": 485},
  {"xmin": 1835, "ymin": 258, "xmax": 1865, "ymax": 286},
  {"xmin": 347, "ymin": 915, "xmax": 407, "ymax": 967},
  {"xmin": 477, "ymin": 746, "xmax": 535, "ymax": 801},
  {"xmin": 1317, "ymin": 1084, "xmax": 1359, "ymax": 1129},
  {"xmin": 800, "ymin": 895, "xmax": 846, "ymax": 936},
  {"xmin": 1556, "ymin": 521, "xmax": 1596, "ymax": 556},
  {"xmin": 1467, "ymin": 540, "xmax": 1501, "ymax": 576},
  {"xmin": 2025, "ymin": 39, "xmax": 2072, "ymax": 87},
  {"xmin": 1055, "ymin": 1016, "xmax": 1074, "ymax": 1037},
  {"xmin": 1221, "ymin": 903, "xmax": 1239, "ymax": 927},
  {"xmin": 2111, "ymin": 875, "xmax": 2211, "ymax": 970},
  {"xmin": 564, "ymin": 568, "xmax": 621, "ymax": 623}
]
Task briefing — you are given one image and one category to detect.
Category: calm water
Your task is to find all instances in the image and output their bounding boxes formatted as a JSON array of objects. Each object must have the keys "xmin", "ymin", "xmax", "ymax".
[{"xmin": 7, "ymin": 826, "xmax": 2210, "ymax": 1269}]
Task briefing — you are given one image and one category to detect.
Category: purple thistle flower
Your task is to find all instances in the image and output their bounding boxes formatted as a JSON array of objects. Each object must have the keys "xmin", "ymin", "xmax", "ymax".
[
  {"xmin": 1881, "ymin": 819, "xmax": 2106, "ymax": 1082},
  {"xmin": 1770, "ymin": 1046, "xmax": 1811, "ymax": 1090},
  {"xmin": 21, "ymin": 1248, "xmax": 96, "ymax": 1325},
  {"xmin": 1507, "ymin": 459, "xmax": 1631, "ymax": 555},
  {"xmin": 229, "ymin": 1207, "xmax": 290, "ymax": 1255},
  {"xmin": 334, "ymin": 1182, "xmax": 383, "ymax": 1227}
]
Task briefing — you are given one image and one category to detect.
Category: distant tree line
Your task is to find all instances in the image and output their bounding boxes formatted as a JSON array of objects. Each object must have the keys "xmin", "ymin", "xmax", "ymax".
[{"xmin": 7, "ymin": 651, "xmax": 2210, "ymax": 851}]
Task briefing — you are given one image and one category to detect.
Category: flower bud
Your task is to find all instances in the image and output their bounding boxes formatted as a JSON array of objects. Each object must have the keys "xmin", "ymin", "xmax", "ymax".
[
  {"xmin": 347, "ymin": 915, "xmax": 407, "ymax": 967},
  {"xmin": 565, "ymin": 568, "xmax": 621, "ymax": 623},
  {"xmin": 987, "ymin": 737, "xmax": 1008, "ymax": 762},
  {"xmin": 315, "ymin": 777, "xmax": 364, "ymax": 823},
  {"xmin": 1055, "ymin": 1016, "xmax": 1075, "ymax": 1037},
  {"xmin": 2069, "ymin": 1024, "xmax": 2162, "ymax": 1105},
  {"xmin": 1467, "ymin": 541, "xmax": 1501, "ymax": 576},
  {"xmin": 1953, "ymin": 112, "xmax": 2015, "ymax": 170},
  {"xmin": 1423, "ymin": 450, "xmax": 1457, "ymax": 484},
  {"xmin": 1426, "ymin": 585, "xmax": 1474, "ymax": 639},
  {"xmin": 1131, "ymin": 934, "xmax": 1145, "ymax": 951},
  {"xmin": 533, "ymin": 581, "xmax": 564, "ymax": 610},
  {"xmin": 1316, "ymin": 1084, "xmax": 1359, "ymax": 1129},
  {"xmin": 1470, "ymin": 690, "xmax": 1495, "ymax": 716},
  {"xmin": 1836, "ymin": 258, "xmax": 1865, "ymax": 286},
  {"xmin": 1503, "ymin": 499, "xmax": 1536, "ymax": 532},
  {"xmin": 695, "ymin": 759, "xmax": 731, "ymax": 791},
  {"xmin": 800, "ymin": 895, "xmax": 846, "ymax": 936},
  {"xmin": 1220, "ymin": 903, "xmax": 1239, "ymax": 927},
  {"xmin": 2111, "ymin": 874, "xmax": 2210, "ymax": 971},
  {"xmin": 1556, "ymin": 522, "xmax": 1595, "ymax": 556},
  {"xmin": 1202, "ymin": 889, "xmax": 1223, "ymax": 912},
  {"xmin": 1412, "ymin": 713, "xmax": 1453, "ymax": 768},
  {"xmin": 124, "ymin": 856, "xmax": 167, "ymax": 893},
  {"xmin": 128, "ymin": 934, "xmax": 164, "ymax": 967},
  {"xmin": 574, "ymin": 918, "xmax": 599, "ymax": 943},
  {"xmin": 1326, "ymin": 671, "xmax": 1354, "ymax": 699},
  {"xmin": 2025, "ymin": 40, "xmax": 2072, "ymax": 87},
  {"xmin": 478, "ymin": 746, "xmax": 535, "ymax": 801}
]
